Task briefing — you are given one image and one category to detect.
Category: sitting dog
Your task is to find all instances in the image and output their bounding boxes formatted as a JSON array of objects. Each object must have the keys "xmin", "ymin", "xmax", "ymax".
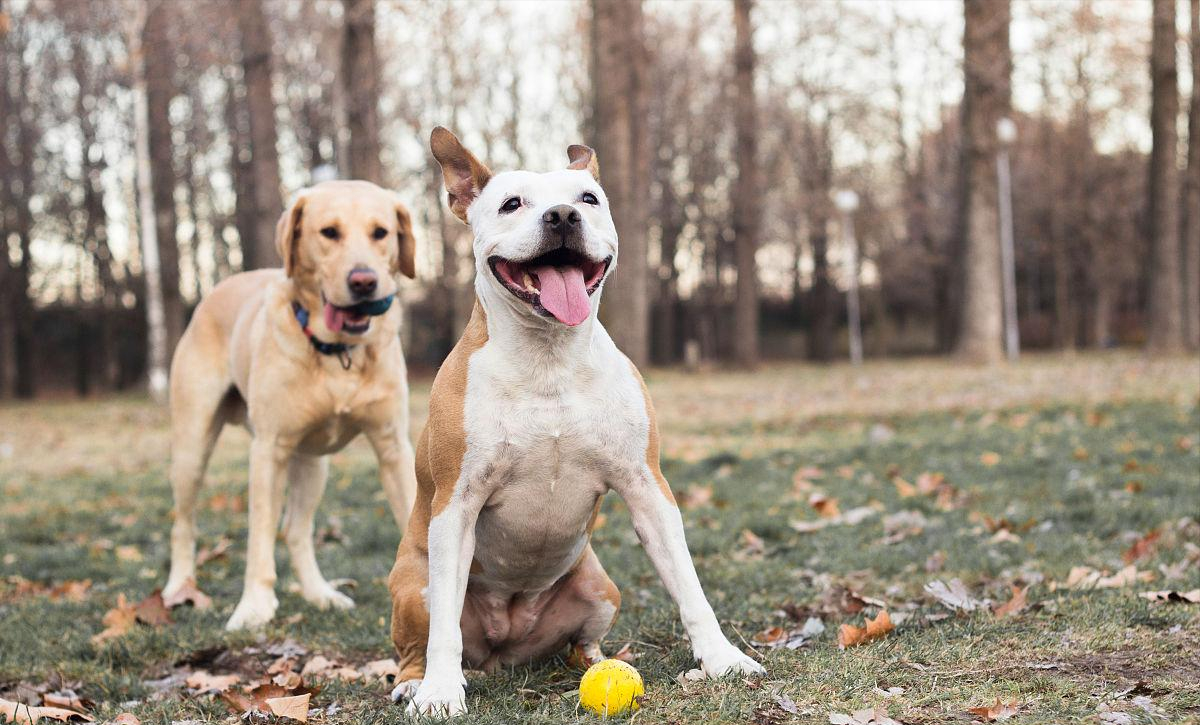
[
  {"xmin": 163, "ymin": 180, "xmax": 420, "ymax": 631},
  {"xmin": 387, "ymin": 128, "xmax": 764, "ymax": 717}
]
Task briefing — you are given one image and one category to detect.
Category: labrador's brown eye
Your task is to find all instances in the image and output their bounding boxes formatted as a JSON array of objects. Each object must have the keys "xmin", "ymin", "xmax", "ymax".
[
  {"xmin": 372, "ymin": 226, "xmax": 388, "ymax": 240},
  {"xmin": 320, "ymin": 226, "xmax": 339, "ymax": 240}
]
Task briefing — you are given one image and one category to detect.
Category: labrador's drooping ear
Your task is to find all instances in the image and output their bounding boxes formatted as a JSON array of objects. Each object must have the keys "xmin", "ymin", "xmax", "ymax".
[
  {"xmin": 394, "ymin": 198, "xmax": 417, "ymax": 279},
  {"xmin": 430, "ymin": 126, "xmax": 492, "ymax": 223},
  {"xmin": 566, "ymin": 144, "xmax": 600, "ymax": 181},
  {"xmin": 274, "ymin": 191, "xmax": 308, "ymax": 277}
]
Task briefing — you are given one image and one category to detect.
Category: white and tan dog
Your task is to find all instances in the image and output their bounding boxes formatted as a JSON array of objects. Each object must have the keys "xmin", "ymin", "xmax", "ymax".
[
  {"xmin": 164, "ymin": 180, "xmax": 420, "ymax": 631},
  {"xmin": 387, "ymin": 128, "xmax": 764, "ymax": 717}
]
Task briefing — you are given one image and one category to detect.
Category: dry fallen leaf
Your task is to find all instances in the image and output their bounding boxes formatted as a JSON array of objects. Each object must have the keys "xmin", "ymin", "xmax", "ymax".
[
  {"xmin": 892, "ymin": 477, "xmax": 917, "ymax": 497},
  {"xmin": 992, "ymin": 585, "xmax": 1029, "ymax": 618},
  {"xmin": 111, "ymin": 714, "xmax": 139, "ymax": 725},
  {"xmin": 809, "ymin": 492, "xmax": 841, "ymax": 519},
  {"xmin": 132, "ymin": 591, "xmax": 172, "ymax": 627},
  {"xmin": 925, "ymin": 579, "xmax": 986, "ymax": 612},
  {"xmin": 90, "ymin": 594, "xmax": 137, "ymax": 644},
  {"xmin": 610, "ymin": 643, "xmax": 639, "ymax": 663},
  {"xmin": 837, "ymin": 610, "xmax": 894, "ymax": 649},
  {"xmin": 0, "ymin": 698, "xmax": 94, "ymax": 724},
  {"xmin": 185, "ymin": 671, "xmax": 240, "ymax": 693},
  {"xmin": 967, "ymin": 698, "xmax": 1021, "ymax": 722},
  {"xmin": 980, "ymin": 451, "xmax": 1001, "ymax": 466},
  {"xmin": 358, "ymin": 658, "xmax": 399, "ymax": 682},
  {"xmin": 1138, "ymin": 589, "xmax": 1200, "ymax": 604},
  {"xmin": 1065, "ymin": 565, "xmax": 1150, "ymax": 590},
  {"xmin": 265, "ymin": 693, "xmax": 310, "ymax": 722},
  {"xmin": 219, "ymin": 683, "xmax": 316, "ymax": 720},
  {"xmin": 1122, "ymin": 530, "xmax": 1160, "ymax": 564},
  {"xmin": 162, "ymin": 579, "xmax": 212, "ymax": 610},
  {"xmin": 738, "ymin": 529, "xmax": 766, "ymax": 558}
]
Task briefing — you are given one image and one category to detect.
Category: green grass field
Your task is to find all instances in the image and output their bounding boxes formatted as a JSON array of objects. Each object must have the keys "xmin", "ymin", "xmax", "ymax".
[{"xmin": 2, "ymin": 353, "xmax": 1198, "ymax": 724}]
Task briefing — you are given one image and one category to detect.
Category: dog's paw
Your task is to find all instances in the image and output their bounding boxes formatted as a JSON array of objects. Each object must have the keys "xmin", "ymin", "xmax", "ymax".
[
  {"xmin": 389, "ymin": 678, "xmax": 422, "ymax": 703},
  {"xmin": 405, "ymin": 678, "xmax": 467, "ymax": 718},
  {"xmin": 698, "ymin": 642, "xmax": 766, "ymax": 679},
  {"xmin": 225, "ymin": 589, "xmax": 279, "ymax": 631},
  {"xmin": 301, "ymin": 582, "xmax": 355, "ymax": 611}
]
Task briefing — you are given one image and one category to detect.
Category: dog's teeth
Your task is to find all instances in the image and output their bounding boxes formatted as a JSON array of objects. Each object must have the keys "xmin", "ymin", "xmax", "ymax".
[{"xmin": 522, "ymin": 272, "xmax": 537, "ymax": 292}]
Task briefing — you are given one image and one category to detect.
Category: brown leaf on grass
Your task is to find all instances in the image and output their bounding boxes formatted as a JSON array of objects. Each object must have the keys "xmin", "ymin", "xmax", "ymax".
[
  {"xmin": 738, "ymin": 529, "xmax": 766, "ymax": 558},
  {"xmin": 185, "ymin": 671, "xmax": 240, "ymax": 693},
  {"xmin": 1122, "ymin": 530, "xmax": 1160, "ymax": 564},
  {"xmin": 114, "ymin": 546, "xmax": 142, "ymax": 563},
  {"xmin": 808, "ymin": 492, "xmax": 841, "ymax": 519},
  {"xmin": 0, "ymin": 698, "xmax": 93, "ymax": 724},
  {"xmin": 892, "ymin": 477, "xmax": 917, "ymax": 497},
  {"xmin": 837, "ymin": 610, "xmax": 894, "ymax": 649},
  {"xmin": 992, "ymin": 585, "xmax": 1029, "ymax": 618},
  {"xmin": 1064, "ymin": 565, "xmax": 1150, "ymax": 590},
  {"xmin": 1176, "ymin": 435, "xmax": 1194, "ymax": 451},
  {"xmin": 219, "ymin": 684, "xmax": 316, "ymax": 720},
  {"xmin": 206, "ymin": 492, "xmax": 245, "ymax": 513},
  {"xmin": 1138, "ymin": 589, "xmax": 1200, "ymax": 604},
  {"xmin": 300, "ymin": 655, "xmax": 360, "ymax": 682},
  {"xmin": 925, "ymin": 579, "xmax": 987, "ymax": 612},
  {"xmin": 195, "ymin": 538, "xmax": 232, "ymax": 568},
  {"xmin": 111, "ymin": 714, "xmax": 139, "ymax": 725},
  {"xmin": 357, "ymin": 658, "xmax": 399, "ymax": 683},
  {"xmin": 265, "ymin": 693, "xmax": 310, "ymax": 722},
  {"xmin": 829, "ymin": 705, "xmax": 902, "ymax": 724},
  {"xmin": 610, "ymin": 643, "xmax": 638, "ymax": 663},
  {"xmin": 90, "ymin": 594, "xmax": 137, "ymax": 644},
  {"xmin": 1125, "ymin": 480, "xmax": 1144, "ymax": 494},
  {"xmin": 979, "ymin": 451, "xmax": 1001, "ymax": 466},
  {"xmin": 0, "ymin": 578, "xmax": 92, "ymax": 605},
  {"xmin": 915, "ymin": 472, "xmax": 944, "ymax": 495},
  {"xmin": 132, "ymin": 591, "xmax": 172, "ymax": 626},
  {"xmin": 38, "ymin": 694, "xmax": 90, "ymax": 714},
  {"xmin": 162, "ymin": 579, "xmax": 212, "ymax": 610},
  {"xmin": 967, "ymin": 698, "xmax": 1020, "ymax": 721}
]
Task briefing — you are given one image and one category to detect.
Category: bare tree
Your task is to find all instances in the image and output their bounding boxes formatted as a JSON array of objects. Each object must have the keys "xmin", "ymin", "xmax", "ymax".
[
  {"xmin": 1184, "ymin": 0, "xmax": 1200, "ymax": 349},
  {"xmin": 0, "ymin": 0, "xmax": 15, "ymax": 397},
  {"xmin": 144, "ymin": 0, "xmax": 183, "ymax": 356},
  {"xmin": 955, "ymin": 0, "xmax": 1011, "ymax": 363},
  {"xmin": 590, "ymin": 0, "xmax": 650, "ymax": 367},
  {"xmin": 1147, "ymin": 0, "xmax": 1183, "ymax": 351},
  {"xmin": 237, "ymin": 0, "xmax": 282, "ymax": 269},
  {"xmin": 732, "ymin": 0, "xmax": 760, "ymax": 367},
  {"xmin": 342, "ymin": 0, "xmax": 382, "ymax": 184}
]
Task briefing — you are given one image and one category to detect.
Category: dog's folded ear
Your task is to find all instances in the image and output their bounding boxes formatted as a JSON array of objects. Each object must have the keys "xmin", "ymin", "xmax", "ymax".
[
  {"xmin": 430, "ymin": 126, "xmax": 492, "ymax": 223},
  {"xmin": 567, "ymin": 144, "xmax": 600, "ymax": 181},
  {"xmin": 275, "ymin": 191, "xmax": 308, "ymax": 277},
  {"xmin": 394, "ymin": 198, "xmax": 417, "ymax": 279}
]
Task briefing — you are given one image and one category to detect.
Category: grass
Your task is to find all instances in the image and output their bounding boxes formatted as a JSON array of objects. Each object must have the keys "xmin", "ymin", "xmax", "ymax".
[{"xmin": 2, "ymin": 352, "xmax": 1199, "ymax": 724}]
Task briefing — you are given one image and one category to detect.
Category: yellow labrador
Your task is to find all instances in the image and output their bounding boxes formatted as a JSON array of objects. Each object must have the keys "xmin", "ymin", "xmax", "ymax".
[{"xmin": 163, "ymin": 180, "xmax": 419, "ymax": 630}]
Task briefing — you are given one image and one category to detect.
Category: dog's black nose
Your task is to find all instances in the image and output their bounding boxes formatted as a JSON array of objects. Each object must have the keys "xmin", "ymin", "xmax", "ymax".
[
  {"xmin": 542, "ymin": 204, "xmax": 581, "ymax": 230},
  {"xmin": 347, "ymin": 268, "xmax": 378, "ymax": 298}
]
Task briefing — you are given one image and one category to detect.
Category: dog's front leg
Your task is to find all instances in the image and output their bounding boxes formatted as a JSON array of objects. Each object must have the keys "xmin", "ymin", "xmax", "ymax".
[
  {"xmin": 614, "ymin": 466, "xmax": 766, "ymax": 678},
  {"xmin": 227, "ymin": 435, "xmax": 290, "ymax": 631},
  {"xmin": 406, "ymin": 486, "xmax": 484, "ymax": 718},
  {"xmin": 365, "ymin": 421, "xmax": 417, "ymax": 531}
]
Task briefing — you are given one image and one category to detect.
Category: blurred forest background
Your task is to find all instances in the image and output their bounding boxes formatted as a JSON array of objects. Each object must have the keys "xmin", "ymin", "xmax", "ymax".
[{"xmin": 0, "ymin": 0, "xmax": 1198, "ymax": 399}]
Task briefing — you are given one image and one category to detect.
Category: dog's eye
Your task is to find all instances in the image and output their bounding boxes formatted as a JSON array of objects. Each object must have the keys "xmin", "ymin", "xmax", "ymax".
[
  {"xmin": 320, "ymin": 226, "xmax": 339, "ymax": 240},
  {"xmin": 580, "ymin": 192, "xmax": 599, "ymax": 206},
  {"xmin": 500, "ymin": 197, "xmax": 522, "ymax": 213},
  {"xmin": 371, "ymin": 226, "xmax": 388, "ymax": 240}
]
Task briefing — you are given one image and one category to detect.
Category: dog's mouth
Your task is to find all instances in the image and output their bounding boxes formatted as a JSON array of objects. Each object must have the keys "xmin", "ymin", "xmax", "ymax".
[
  {"xmin": 321, "ymin": 292, "xmax": 394, "ymax": 335},
  {"xmin": 488, "ymin": 248, "xmax": 611, "ymax": 326}
]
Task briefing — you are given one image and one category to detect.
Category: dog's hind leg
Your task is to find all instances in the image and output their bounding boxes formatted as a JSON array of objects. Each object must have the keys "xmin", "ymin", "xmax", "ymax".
[
  {"xmin": 283, "ymin": 454, "xmax": 354, "ymax": 611},
  {"xmin": 164, "ymin": 365, "xmax": 230, "ymax": 600}
]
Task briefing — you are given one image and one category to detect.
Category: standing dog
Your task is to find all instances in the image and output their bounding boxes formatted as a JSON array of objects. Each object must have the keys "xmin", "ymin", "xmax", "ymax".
[
  {"xmin": 164, "ymin": 180, "xmax": 420, "ymax": 631},
  {"xmin": 387, "ymin": 129, "xmax": 764, "ymax": 717}
]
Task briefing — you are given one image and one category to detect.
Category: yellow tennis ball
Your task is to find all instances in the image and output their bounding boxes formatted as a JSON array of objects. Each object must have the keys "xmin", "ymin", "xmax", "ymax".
[{"xmin": 579, "ymin": 659, "xmax": 644, "ymax": 717}]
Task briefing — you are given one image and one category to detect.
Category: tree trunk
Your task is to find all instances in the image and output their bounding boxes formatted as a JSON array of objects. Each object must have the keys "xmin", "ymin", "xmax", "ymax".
[
  {"xmin": 0, "ymin": 0, "xmax": 15, "ymax": 399},
  {"xmin": 144, "ymin": 0, "xmax": 183, "ymax": 357},
  {"xmin": 591, "ymin": 0, "xmax": 650, "ymax": 368},
  {"xmin": 1147, "ymin": 0, "xmax": 1184, "ymax": 351},
  {"xmin": 12, "ymin": 49, "xmax": 36, "ymax": 398},
  {"xmin": 731, "ymin": 0, "xmax": 760, "ymax": 367},
  {"xmin": 341, "ymin": 0, "xmax": 383, "ymax": 184},
  {"xmin": 805, "ymin": 121, "xmax": 835, "ymax": 362},
  {"xmin": 1184, "ymin": 0, "xmax": 1200, "ymax": 349},
  {"xmin": 955, "ymin": 0, "xmax": 1011, "ymax": 363},
  {"xmin": 237, "ymin": 0, "xmax": 283, "ymax": 269},
  {"xmin": 131, "ymin": 6, "xmax": 170, "ymax": 402},
  {"xmin": 225, "ymin": 70, "xmax": 255, "ymax": 273}
]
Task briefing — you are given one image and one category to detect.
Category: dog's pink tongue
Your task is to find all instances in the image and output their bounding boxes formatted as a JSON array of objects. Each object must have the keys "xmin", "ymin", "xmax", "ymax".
[
  {"xmin": 534, "ymin": 265, "xmax": 590, "ymax": 326},
  {"xmin": 323, "ymin": 302, "xmax": 347, "ymax": 333}
]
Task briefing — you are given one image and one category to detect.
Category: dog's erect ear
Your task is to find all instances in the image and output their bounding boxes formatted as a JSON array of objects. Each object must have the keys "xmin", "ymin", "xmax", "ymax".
[
  {"xmin": 394, "ymin": 198, "xmax": 417, "ymax": 279},
  {"xmin": 430, "ymin": 126, "xmax": 492, "ymax": 223},
  {"xmin": 566, "ymin": 144, "xmax": 600, "ymax": 181},
  {"xmin": 274, "ymin": 191, "xmax": 308, "ymax": 277}
]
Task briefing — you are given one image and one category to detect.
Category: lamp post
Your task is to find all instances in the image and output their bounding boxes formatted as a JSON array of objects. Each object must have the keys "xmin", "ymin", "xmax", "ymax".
[
  {"xmin": 996, "ymin": 117, "xmax": 1019, "ymax": 361},
  {"xmin": 834, "ymin": 189, "xmax": 862, "ymax": 366}
]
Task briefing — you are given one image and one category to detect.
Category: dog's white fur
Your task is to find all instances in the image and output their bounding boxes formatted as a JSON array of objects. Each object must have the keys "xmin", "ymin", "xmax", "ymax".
[{"xmin": 388, "ymin": 130, "xmax": 763, "ymax": 718}]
